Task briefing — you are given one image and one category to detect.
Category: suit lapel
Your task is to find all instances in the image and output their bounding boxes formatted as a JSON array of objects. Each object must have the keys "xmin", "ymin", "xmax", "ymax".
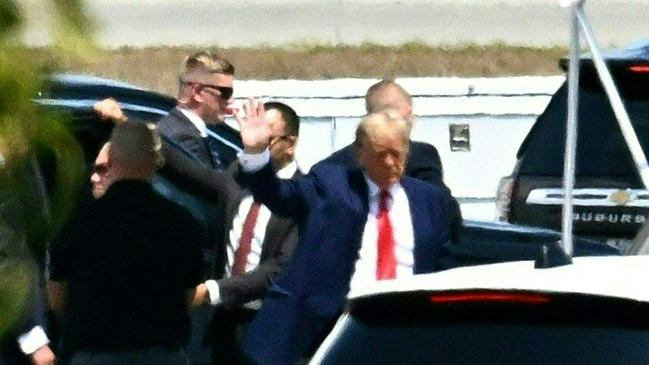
[
  {"xmin": 171, "ymin": 108, "xmax": 213, "ymax": 166},
  {"xmin": 171, "ymin": 108, "xmax": 201, "ymax": 135}
]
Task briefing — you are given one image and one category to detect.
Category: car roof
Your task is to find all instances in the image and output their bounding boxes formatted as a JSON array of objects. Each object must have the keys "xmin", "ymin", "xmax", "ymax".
[
  {"xmin": 349, "ymin": 255, "xmax": 649, "ymax": 302},
  {"xmin": 47, "ymin": 74, "xmax": 148, "ymax": 90},
  {"xmin": 36, "ymin": 73, "xmax": 176, "ymax": 117},
  {"xmin": 559, "ymin": 38, "xmax": 649, "ymax": 70}
]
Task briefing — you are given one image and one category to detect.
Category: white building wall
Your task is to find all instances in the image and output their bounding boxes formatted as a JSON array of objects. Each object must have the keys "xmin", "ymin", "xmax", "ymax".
[{"xmin": 231, "ymin": 76, "xmax": 565, "ymax": 219}]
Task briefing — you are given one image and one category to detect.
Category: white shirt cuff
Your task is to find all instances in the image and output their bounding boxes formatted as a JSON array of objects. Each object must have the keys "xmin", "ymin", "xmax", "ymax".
[
  {"xmin": 205, "ymin": 279, "xmax": 221, "ymax": 305},
  {"xmin": 238, "ymin": 149, "xmax": 271, "ymax": 173},
  {"xmin": 17, "ymin": 326, "xmax": 49, "ymax": 355}
]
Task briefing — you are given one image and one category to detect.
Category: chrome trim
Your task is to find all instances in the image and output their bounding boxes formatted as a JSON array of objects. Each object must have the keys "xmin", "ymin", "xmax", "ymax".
[{"xmin": 527, "ymin": 188, "xmax": 649, "ymax": 207}]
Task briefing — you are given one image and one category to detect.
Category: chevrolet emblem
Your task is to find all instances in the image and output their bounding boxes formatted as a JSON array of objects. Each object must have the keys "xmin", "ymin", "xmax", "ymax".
[{"xmin": 608, "ymin": 189, "xmax": 636, "ymax": 206}]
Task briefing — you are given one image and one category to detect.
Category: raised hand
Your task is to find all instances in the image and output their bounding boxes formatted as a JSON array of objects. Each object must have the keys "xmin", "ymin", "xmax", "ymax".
[
  {"xmin": 93, "ymin": 98, "xmax": 128, "ymax": 123},
  {"xmin": 235, "ymin": 97, "xmax": 270, "ymax": 154}
]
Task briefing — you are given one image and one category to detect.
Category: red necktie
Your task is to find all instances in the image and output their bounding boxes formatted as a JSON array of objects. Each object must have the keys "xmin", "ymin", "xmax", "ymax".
[
  {"xmin": 232, "ymin": 200, "xmax": 261, "ymax": 275},
  {"xmin": 376, "ymin": 190, "xmax": 396, "ymax": 280}
]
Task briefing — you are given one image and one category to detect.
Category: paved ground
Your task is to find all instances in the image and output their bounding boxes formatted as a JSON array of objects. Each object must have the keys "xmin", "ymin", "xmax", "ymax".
[{"xmin": 20, "ymin": 0, "xmax": 649, "ymax": 48}]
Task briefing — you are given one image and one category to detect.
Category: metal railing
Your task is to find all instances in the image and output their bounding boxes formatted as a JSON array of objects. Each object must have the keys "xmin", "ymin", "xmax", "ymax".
[{"xmin": 561, "ymin": 0, "xmax": 649, "ymax": 255}]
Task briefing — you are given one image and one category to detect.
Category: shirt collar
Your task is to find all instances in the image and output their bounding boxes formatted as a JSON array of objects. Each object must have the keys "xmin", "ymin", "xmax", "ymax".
[
  {"xmin": 276, "ymin": 160, "xmax": 298, "ymax": 179},
  {"xmin": 177, "ymin": 107, "xmax": 208, "ymax": 137},
  {"xmin": 363, "ymin": 174, "xmax": 400, "ymax": 201}
]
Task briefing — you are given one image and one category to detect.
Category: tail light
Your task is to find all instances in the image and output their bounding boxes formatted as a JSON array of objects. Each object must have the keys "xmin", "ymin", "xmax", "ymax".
[
  {"xmin": 495, "ymin": 176, "xmax": 515, "ymax": 222},
  {"xmin": 430, "ymin": 291, "xmax": 551, "ymax": 304},
  {"xmin": 628, "ymin": 64, "xmax": 649, "ymax": 73}
]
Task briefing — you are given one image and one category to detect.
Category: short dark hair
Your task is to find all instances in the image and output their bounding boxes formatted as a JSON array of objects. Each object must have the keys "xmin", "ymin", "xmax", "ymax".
[
  {"xmin": 109, "ymin": 122, "xmax": 162, "ymax": 173},
  {"xmin": 365, "ymin": 79, "xmax": 411, "ymax": 113},
  {"xmin": 264, "ymin": 101, "xmax": 300, "ymax": 136}
]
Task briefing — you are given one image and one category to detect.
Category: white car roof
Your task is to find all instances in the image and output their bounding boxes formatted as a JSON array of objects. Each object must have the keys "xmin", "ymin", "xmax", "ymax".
[{"xmin": 349, "ymin": 255, "xmax": 649, "ymax": 302}]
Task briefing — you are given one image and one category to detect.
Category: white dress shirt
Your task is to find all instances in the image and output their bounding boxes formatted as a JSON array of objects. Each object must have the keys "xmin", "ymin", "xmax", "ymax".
[
  {"xmin": 206, "ymin": 159, "xmax": 298, "ymax": 305},
  {"xmin": 236, "ymin": 149, "xmax": 417, "ymax": 297},
  {"xmin": 18, "ymin": 325, "xmax": 49, "ymax": 355},
  {"xmin": 348, "ymin": 177, "xmax": 415, "ymax": 294}
]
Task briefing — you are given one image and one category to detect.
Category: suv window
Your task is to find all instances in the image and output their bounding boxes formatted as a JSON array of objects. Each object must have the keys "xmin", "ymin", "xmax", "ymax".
[
  {"xmin": 498, "ymin": 56, "xmax": 649, "ymax": 243},
  {"xmin": 517, "ymin": 67, "xmax": 649, "ymax": 181},
  {"xmin": 317, "ymin": 291, "xmax": 649, "ymax": 364}
]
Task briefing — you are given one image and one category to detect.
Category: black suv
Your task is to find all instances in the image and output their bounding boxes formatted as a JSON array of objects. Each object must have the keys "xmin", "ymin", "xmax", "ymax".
[{"xmin": 496, "ymin": 40, "xmax": 649, "ymax": 251}]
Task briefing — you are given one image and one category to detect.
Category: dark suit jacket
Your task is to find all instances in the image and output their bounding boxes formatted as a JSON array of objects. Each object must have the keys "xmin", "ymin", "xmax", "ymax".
[
  {"xmin": 207, "ymin": 123, "xmax": 244, "ymax": 169},
  {"xmin": 321, "ymin": 140, "xmax": 463, "ymax": 243},
  {"xmin": 0, "ymin": 158, "xmax": 50, "ymax": 365},
  {"xmin": 154, "ymin": 112, "xmax": 237, "ymax": 278},
  {"xmin": 239, "ymin": 162, "xmax": 452, "ymax": 365},
  {"xmin": 216, "ymin": 165, "xmax": 302, "ymax": 309},
  {"xmin": 207, "ymin": 166, "xmax": 302, "ymax": 365},
  {"xmin": 156, "ymin": 107, "xmax": 243, "ymax": 170},
  {"xmin": 156, "ymin": 107, "xmax": 214, "ymax": 167},
  {"xmin": 0, "ymin": 266, "xmax": 47, "ymax": 365}
]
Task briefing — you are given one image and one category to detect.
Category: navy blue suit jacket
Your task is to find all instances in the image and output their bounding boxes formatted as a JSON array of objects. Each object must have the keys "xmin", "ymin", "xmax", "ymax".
[
  {"xmin": 238, "ymin": 161, "xmax": 452, "ymax": 364},
  {"xmin": 321, "ymin": 141, "xmax": 463, "ymax": 243}
]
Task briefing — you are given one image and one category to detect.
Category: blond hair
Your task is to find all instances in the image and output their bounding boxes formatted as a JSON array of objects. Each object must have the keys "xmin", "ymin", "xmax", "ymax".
[
  {"xmin": 178, "ymin": 51, "xmax": 234, "ymax": 84},
  {"xmin": 354, "ymin": 112, "xmax": 410, "ymax": 154}
]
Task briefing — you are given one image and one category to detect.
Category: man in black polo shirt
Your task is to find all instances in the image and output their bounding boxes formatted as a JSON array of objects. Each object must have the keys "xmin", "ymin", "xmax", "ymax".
[{"xmin": 48, "ymin": 123, "xmax": 206, "ymax": 365}]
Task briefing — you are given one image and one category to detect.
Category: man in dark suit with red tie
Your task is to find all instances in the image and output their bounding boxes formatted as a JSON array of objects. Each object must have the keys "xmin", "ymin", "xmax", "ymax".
[
  {"xmin": 234, "ymin": 101, "xmax": 453, "ymax": 365},
  {"xmin": 319, "ymin": 79, "xmax": 462, "ymax": 243},
  {"xmin": 192, "ymin": 102, "xmax": 302, "ymax": 365}
]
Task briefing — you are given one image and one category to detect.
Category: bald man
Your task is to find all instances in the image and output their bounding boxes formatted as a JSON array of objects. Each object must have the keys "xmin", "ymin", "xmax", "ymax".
[
  {"xmin": 320, "ymin": 79, "xmax": 462, "ymax": 243},
  {"xmin": 48, "ymin": 123, "xmax": 206, "ymax": 365}
]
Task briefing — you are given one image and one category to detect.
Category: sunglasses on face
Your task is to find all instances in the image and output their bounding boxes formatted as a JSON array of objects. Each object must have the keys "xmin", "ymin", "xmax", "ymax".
[
  {"xmin": 194, "ymin": 83, "xmax": 234, "ymax": 100},
  {"xmin": 270, "ymin": 134, "xmax": 294, "ymax": 146},
  {"xmin": 92, "ymin": 163, "xmax": 110, "ymax": 175}
]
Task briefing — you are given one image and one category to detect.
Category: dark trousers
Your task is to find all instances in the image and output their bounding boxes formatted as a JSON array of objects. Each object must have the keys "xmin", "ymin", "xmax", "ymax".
[
  {"xmin": 209, "ymin": 307, "xmax": 257, "ymax": 365},
  {"xmin": 68, "ymin": 347, "xmax": 188, "ymax": 365}
]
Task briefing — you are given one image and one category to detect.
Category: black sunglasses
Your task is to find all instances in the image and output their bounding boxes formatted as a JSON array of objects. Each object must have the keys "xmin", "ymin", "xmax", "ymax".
[
  {"xmin": 92, "ymin": 163, "xmax": 110, "ymax": 175},
  {"xmin": 195, "ymin": 83, "xmax": 234, "ymax": 100}
]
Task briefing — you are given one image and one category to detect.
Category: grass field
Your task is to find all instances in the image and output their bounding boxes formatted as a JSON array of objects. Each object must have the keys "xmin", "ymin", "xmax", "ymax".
[{"xmin": 33, "ymin": 43, "xmax": 568, "ymax": 96}]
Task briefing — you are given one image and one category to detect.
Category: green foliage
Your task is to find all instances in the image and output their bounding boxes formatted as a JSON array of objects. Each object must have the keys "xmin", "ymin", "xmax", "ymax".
[
  {"xmin": 0, "ymin": 0, "xmax": 90, "ymax": 341},
  {"xmin": 0, "ymin": 250, "xmax": 34, "ymax": 336},
  {"xmin": 0, "ymin": 0, "xmax": 21, "ymax": 37},
  {"xmin": 50, "ymin": 0, "xmax": 97, "ymax": 61}
]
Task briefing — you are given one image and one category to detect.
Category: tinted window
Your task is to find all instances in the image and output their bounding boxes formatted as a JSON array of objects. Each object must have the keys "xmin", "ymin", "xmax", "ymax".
[
  {"xmin": 317, "ymin": 292, "xmax": 649, "ymax": 364},
  {"xmin": 517, "ymin": 61, "xmax": 649, "ymax": 179},
  {"xmin": 518, "ymin": 83, "xmax": 649, "ymax": 180},
  {"xmin": 320, "ymin": 319, "xmax": 649, "ymax": 364}
]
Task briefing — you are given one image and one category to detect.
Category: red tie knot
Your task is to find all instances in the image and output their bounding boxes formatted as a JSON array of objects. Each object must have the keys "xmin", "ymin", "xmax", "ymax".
[{"xmin": 379, "ymin": 190, "xmax": 391, "ymax": 212}]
